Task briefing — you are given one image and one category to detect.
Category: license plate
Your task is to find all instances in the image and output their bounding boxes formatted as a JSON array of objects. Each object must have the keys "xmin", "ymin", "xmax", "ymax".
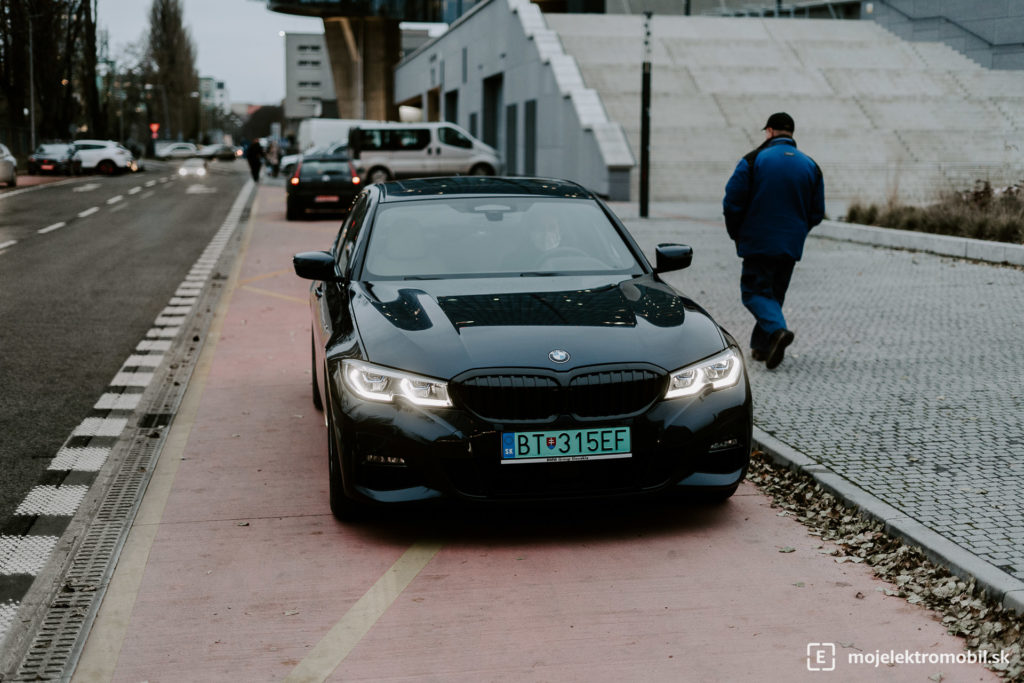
[
  {"xmin": 500, "ymin": 427, "xmax": 631, "ymax": 464},
  {"xmin": 314, "ymin": 195, "xmax": 339, "ymax": 203},
  {"xmin": 41, "ymin": 164, "xmax": 55, "ymax": 170}
]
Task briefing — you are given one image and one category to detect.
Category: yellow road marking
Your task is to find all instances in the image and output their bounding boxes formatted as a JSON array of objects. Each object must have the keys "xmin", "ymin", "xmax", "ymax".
[
  {"xmin": 241, "ymin": 284, "xmax": 306, "ymax": 304},
  {"xmin": 238, "ymin": 267, "xmax": 293, "ymax": 285},
  {"xmin": 285, "ymin": 540, "xmax": 443, "ymax": 683}
]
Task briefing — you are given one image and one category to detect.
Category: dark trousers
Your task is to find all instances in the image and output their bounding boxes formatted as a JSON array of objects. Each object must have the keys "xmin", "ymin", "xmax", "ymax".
[{"xmin": 740, "ymin": 256, "xmax": 795, "ymax": 352}]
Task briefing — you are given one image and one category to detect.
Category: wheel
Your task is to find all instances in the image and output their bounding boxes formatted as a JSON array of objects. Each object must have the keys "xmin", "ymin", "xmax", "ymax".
[
  {"xmin": 286, "ymin": 200, "xmax": 301, "ymax": 221},
  {"xmin": 8, "ymin": 172, "xmax": 15, "ymax": 187},
  {"xmin": 311, "ymin": 330, "xmax": 323, "ymax": 411},
  {"xmin": 469, "ymin": 163, "xmax": 494, "ymax": 176},
  {"xmin": 326, "ymin": 406, "xmax": 363, "ymax": 521},
  {"xmin": 97, "ymin": 160, "xmax": 116, "ymax": 175},
  {"xmin": 367, "ymin": 166, "xmax": 390, "ymax": 184}
]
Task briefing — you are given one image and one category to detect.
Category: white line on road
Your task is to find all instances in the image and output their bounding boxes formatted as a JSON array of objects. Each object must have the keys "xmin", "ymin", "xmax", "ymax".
[
  {"xmin": 141, "ymin": 191, "xmax": 155, "ymax": 199},
  {"xmin": 38, "ymin": 222, "xmax": 66, "ymax": 234},
  {"xmin": 144, "ymin": 180, "xmax": 156, "ymax": 187},
  {"xmin": 0, "ymin": 240, "xmax": 17, "ymax": 250},
  {"xmin": 128, "ymin": 186, "xmax": 142, "ymax": 194},
  {"xmin": 78, "ymin": 206, "xmax": 99, "ymax": 218},
  {"xmin": 107, "ymin": 195, "xmax": 123, "ymax": 204},
  {"xmin": 73, "ymin": 183, "xmax": 101, "ymax": 193}
]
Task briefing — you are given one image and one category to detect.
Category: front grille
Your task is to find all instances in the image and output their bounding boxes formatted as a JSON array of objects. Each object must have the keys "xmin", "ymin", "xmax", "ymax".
[{"xmin": 452, "ymin": 367, "xmax": 665, "ymax": 421}]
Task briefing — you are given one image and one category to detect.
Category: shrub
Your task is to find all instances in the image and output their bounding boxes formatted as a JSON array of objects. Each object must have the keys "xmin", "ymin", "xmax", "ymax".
[{"xmin": 844, "ymin": 181, "xmax": 1024, "ymax": 244}]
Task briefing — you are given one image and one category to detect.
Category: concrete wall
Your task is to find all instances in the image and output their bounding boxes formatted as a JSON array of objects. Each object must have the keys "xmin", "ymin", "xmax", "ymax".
[
  {"xmin": 863, "ymin": 0, "xmax": 1024, "ymax": 71},
  {"xmin": 393, "ymin": 0, "xmax": 634, "ymax": 199}
]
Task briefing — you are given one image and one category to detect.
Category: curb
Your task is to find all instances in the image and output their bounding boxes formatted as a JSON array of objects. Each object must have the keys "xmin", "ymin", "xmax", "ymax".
[
  {"xmin": 815, "ymin": 220, "xmax": 1024, "ymax": 267},
  {"xmin": 753, "ymin": 427, "xmax": 1024, "ymax": 615}
]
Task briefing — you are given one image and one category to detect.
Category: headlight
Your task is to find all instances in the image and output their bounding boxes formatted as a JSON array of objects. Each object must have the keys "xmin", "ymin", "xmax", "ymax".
[
  {"xmin": 665, "ymin": 348, "xmax": 743, "ymax": 399},
  {"xmin": 342, "ymin": 359, "xmax": 451, "ymax": 407}
]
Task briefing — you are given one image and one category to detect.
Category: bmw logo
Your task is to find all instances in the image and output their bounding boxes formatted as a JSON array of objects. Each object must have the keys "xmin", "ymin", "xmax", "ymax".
[{"xmin": 548, "ymin": 349, "xmax": 571, "ymax": 363}]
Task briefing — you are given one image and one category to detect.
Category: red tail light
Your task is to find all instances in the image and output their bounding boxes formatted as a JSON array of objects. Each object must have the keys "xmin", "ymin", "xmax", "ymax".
[
  {"xmin": 290, "ymin": 176, "xmax": 299, "ymax": 185},
  {"xmin": 350, "ymin": 162, "xmax": 360, "ymax": 184}
]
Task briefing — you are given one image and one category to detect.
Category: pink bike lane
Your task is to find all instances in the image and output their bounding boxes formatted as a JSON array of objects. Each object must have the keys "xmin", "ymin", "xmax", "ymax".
[{"xmin": 72, "ymin": 183, "xmax": 998, "ymax": 682}]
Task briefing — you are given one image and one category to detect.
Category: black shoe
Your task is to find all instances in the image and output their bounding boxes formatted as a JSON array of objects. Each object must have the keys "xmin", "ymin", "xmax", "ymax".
[
  {"xmin": 751, "ymin": 348, "xmax": 767, "ymax": 362},
  {"xmin": 765, "ymin": 329, "xmax": 795, "ymax": 370}
]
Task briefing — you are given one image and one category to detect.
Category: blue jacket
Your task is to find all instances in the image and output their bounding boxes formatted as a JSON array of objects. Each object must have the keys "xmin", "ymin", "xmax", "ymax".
[{"xmin": 723, "ymin": 136, "xmax": 825, "ymax": 261}]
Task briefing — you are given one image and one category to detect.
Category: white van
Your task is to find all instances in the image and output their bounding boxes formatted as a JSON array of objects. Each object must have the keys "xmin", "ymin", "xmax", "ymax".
[{"xmin": 347, "ymin": 122, "xmax": 502, "ymax": 183}]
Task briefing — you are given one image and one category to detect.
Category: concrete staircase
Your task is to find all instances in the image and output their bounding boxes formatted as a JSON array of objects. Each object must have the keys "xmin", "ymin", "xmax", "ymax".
[{"xmin": 543, "ymin": 14, "xmax": 1024, "ymax": 207}]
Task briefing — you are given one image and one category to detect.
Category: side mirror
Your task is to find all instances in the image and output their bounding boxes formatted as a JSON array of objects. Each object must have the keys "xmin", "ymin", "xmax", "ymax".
[
  {"xmin": 655, "ymin": 244, "xmax": 693, "ymax": 273},
  {"xmin": 293, "ymin": 251, "xmax": 340, "ymax": 282}
]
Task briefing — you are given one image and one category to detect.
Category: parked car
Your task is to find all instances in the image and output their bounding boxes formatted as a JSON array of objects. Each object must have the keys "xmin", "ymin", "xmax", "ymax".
[
  {"xmin": 73, "ymin": 140, "xmax": 137, "ymax": 174},
  {"xmin": 347, "ymin": 122, "xmax": 502, "ymax": 183},
  {"xmin": 292, "ymin": 176, "xmax": 752, "ymax": 520},
  {"xmin": 286, "ymin": 153, "xmax": 361, "ymax": 220},
  {"xmin": 0, "ymin": 143, "xmax": 16, "ymax": 187},
  {"xmin": 155, "ymin": 142, "xmax": 197, "ymax": 160},
  {"xmin": 27, "ymin": 143, "xmax": 80, "ymax": 175},
  {"xmin": 281, "ymin": 142, "xmax": 348, "ymax": 178},
  {"xmin": 197, "ymin": 143, "xmax": 238, "ymax": 161}
]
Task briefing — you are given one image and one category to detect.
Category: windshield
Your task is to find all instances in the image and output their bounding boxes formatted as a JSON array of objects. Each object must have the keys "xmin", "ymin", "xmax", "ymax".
[
  {"xmin": 35, "ymin": 145, "xmax": 69, "ymax": 154},
  {"xmin": 298, "ymin": 160, "xmax": 352, "ymax": 178},
  {"xmin": 362, "ymin": 197, "xmax": 642, "ymax": 279}
]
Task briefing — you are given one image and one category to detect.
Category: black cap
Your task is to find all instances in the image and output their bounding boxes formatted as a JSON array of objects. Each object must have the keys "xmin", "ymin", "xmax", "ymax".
[{"xmin": 763, "ymin": 112, "xmax": 795, "ymax": 132}]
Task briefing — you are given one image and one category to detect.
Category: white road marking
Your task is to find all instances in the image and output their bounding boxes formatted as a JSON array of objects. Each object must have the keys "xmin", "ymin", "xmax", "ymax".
[
  {"xmin": 15, "ymin": 485, "xmax": 89, "ymax": 516},
  {"xmin": 0, "ymin": 240, "xmax": 17, "ymax": 250},
  {"xmin": 73, "ymin": 417, "xmax": 129, "ymax": 437},
  {"xmin": 73, "ymin": 183, "xmax": 101, "ymax": 193},
  {"xmin": 161, "ymin": 306, "xmax": 192, "ymax": 315},
  {"xmin": 110, "ymin": 371, "xmax": 155, "ymax": 387},
  {"xmin": 49, "ymin": 447, "xmax": 111, "ymax": 472},
  {"xmin": 141, "ymin": 191, "xmax": 155, "ymax": 199},
  {"xmin": 154, "ymin": 315, "xmax": 186, "ymax": 326},
  {"xmin": 0, "ymin": 536, "xmax": 60, "ymax": 575},
  {"xmin": 145, "ymin": 327, "xmax": 179, "ymax": 339},
  {"xmin": 144, "ymin": 180, "xmax": 156, "ymax": 187},
  {"xmin": 137, "ymin": 340, "xmax": 172, "ymax": 352},
  {"xmin": 186, "ymin": 184, "xmax": 217, "ymax": 194},
  {"xmin": 78, "ymin": 206, "xmax": 99, "ymax": 218},
  {"xmin": 125, "ymin": 354, "xmax": 163, "ymax": 368},
  {"xmin": 94, "ymin": 393, "xmax": 143, "ymax": 410},
  {"xmin": 106, "ymin": 195, "xmax": 123, "ymax": 204},
  {"xmin": 38, "ymin": 222, "xmax": 66, "ymax": 234},
  {"xmin": 128, "ymin": 186, "xmax": 141, "ymax": 194},
  {"xmin": 169, "ymin": 298, "xmax": 197, "ymax": 306}
]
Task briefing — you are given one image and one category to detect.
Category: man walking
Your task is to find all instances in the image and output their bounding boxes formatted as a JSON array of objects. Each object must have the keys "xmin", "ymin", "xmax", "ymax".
[{"xmin": 723, "ymin": 112, "xmax": 825, "ymax": 369}]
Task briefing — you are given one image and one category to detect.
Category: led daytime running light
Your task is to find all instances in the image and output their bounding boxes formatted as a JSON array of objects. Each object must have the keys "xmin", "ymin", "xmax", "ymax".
[
  {"xmin": 665, "ymin": 348, "xmax": 743, "ymax": 399},
  {"xmin": 342, "ymin": 359, "xmax": 451, "ymax": 407}
]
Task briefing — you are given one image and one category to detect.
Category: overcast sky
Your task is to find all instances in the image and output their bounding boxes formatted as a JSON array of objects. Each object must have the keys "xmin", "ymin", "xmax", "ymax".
[{"xmin": 96, "ymin": 0, "xmax": 325, "ymax": 105}]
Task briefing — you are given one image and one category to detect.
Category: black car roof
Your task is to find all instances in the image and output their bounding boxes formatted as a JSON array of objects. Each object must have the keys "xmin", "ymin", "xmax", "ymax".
[{"xmin": 377, "ymin": 177, "xmax": 594, "ymax": 202}]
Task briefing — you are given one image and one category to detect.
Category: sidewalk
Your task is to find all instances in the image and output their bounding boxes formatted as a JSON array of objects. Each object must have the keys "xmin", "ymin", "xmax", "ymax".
[
  {"xmin": 68, "ymin": 187, "xmax": 1002, "ymax": 682},
  {"xmin": 611, "ymin": 200, "xmax": 1024, "ymax": 613}
]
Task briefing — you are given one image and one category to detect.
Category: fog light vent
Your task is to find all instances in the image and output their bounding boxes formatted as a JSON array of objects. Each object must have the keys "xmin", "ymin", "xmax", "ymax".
[
  {"xmin": 363, "ymin": 454, "xmax": 407, "ymax": 467},
  {"xmin": 709, "ymin": 438, "xmax": 740, "ymax": 452}
]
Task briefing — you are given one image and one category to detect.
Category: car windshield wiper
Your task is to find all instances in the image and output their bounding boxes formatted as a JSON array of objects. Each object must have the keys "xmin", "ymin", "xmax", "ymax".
[
  {"xmin": 518, "ymin": 271, "xmax": 562, "ymax": 277},
  {"xmin": 403, "ymin": 275, "xmax": 441, "ymax": 280}
]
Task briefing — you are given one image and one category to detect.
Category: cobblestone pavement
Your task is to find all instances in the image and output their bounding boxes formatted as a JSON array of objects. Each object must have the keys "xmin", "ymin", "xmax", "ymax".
[{"xmin": 613, "ymin": 202, "xmax": 1024, "ymax": 584}]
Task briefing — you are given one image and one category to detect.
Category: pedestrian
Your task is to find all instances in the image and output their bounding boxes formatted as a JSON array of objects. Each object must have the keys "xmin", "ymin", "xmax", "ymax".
[
  {"xmin": 723, "ymin": 112, "xmax": 825, "ymax": 369},
  {"xmin": 245, "ymin": 138, "xmax": 264, "ymax": 182},
  {"xmin": 266, "ymin": 140, "xmax": 281, "ymax": 177}
]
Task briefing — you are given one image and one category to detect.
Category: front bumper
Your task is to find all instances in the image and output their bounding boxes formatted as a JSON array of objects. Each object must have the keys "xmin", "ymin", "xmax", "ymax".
[{"xmin": 327, "ymin": 364, "xmax": 752, "ymax": 506}]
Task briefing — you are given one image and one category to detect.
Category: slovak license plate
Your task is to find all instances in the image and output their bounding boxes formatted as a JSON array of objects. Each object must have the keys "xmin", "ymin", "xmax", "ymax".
[
  {"xmin": 314, "ymin": 195, "xmax": 339, "ymax": 203},
  {"xmin": 500, "ymin": 427, "xmax": 631, "ymax": 464}
]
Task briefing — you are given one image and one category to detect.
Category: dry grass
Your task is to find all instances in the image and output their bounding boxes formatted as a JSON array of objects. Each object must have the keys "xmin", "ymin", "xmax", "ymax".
[{"xmin": 845, "ymin": 182, "xmax": 1024, "ymax": 245}]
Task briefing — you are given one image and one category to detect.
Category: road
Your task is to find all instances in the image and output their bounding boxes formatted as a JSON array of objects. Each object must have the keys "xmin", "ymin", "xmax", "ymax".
[{"xmin": 0, "ymin": 161, "xmax": 249, "ymax": 534}]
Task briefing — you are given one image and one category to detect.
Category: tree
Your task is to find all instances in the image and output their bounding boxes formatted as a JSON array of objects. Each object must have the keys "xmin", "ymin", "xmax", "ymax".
[{"xmin": 146, "ymin": 0, "xmax": 198, "ymax": 140}]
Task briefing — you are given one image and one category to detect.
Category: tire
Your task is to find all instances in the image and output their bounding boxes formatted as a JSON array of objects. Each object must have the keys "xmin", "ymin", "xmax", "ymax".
[
  {"xmin": 97, "ymin": 160, "xmax": 116, "ymax": 175},
  {"xmin": 311, "ymin": 330, "xmax": 323, "ymax": 411},
  {"xmin": 469, "ymin": 163, "xmax": 494, "ymax": 176},
  {"xmin": 367, "ymin": 166, "xmax": 391, "ymax": 184},
  {"xmin": 326, "ymin": 407, "xmax": 363, "ymax": 522},
  {"xmin": 286, "ymin": 200, "xmax": 301, "ymax": 221},
  {"xmin": 8, "ymin": 172, "xmax": 15, "ymax": 187}
]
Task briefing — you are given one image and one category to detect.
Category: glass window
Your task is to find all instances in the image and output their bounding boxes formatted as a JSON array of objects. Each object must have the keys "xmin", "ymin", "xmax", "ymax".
[
  {"xmin": 335, "ymin": 194, "xmax": 370, "ymax": 275},
  {"xmin": 439, "ymin": 126, "xmax": 472, "ymax": 149},
  {"xmin": 362, "ymin": 197, "xmax": 641, "ymax": 279},
  {"xmin": 299, "ymin": 160, "xmax": 352, "ymax": 178}
]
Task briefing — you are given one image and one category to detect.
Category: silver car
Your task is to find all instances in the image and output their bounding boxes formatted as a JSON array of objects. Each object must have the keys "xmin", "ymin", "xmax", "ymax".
[{"xmin": 0, "ymin": 143, "xmax": 16, "ymax": 187}]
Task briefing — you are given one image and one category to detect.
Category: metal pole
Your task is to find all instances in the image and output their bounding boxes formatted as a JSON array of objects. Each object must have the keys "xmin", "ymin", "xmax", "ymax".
[
  {"xmin": 639, "ymin": 12, "xmax": 652, "ymax": 219},
  {"xmin": 28, "ymin": 13, "xmax": 36, "ymax": 151}
]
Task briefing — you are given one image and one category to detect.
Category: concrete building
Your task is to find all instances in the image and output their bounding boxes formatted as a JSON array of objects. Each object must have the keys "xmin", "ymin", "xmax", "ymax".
[{"xmin": 283, "ymin": 33, "xmax": 339, "ymax": 120}]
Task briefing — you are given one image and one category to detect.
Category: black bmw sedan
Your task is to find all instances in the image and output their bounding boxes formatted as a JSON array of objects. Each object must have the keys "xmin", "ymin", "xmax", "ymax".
[{"xmin": 293, "ymin": 177, "xmax": 752, "ymax": 520}]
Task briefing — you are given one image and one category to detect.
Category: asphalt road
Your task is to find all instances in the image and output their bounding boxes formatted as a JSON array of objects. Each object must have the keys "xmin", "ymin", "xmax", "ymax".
[{"xmin": 0, "ymin": 160, "xmax": 249, "ymax": 533}]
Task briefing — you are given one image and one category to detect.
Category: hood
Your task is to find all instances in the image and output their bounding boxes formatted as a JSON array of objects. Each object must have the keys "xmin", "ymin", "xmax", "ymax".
[{"xmin": 349, "ymin": 274, "xmax": 727, "ymax": 380}]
